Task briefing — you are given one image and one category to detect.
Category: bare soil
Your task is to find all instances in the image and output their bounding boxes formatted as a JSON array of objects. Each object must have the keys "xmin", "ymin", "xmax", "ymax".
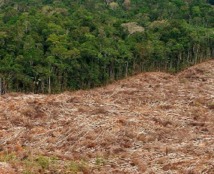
[{"xmin": 0, "ymin": 60, "xmax": 214, "ymax": 174}]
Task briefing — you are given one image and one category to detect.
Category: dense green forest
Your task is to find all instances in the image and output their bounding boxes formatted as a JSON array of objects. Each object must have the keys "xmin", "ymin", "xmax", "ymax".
[{"xmin": 0, "ymin": 0, "xmax": 213, "ymax": 94}]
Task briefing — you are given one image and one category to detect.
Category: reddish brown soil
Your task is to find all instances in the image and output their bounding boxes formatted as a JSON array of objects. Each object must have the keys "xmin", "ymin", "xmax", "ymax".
[{"xmin": 0, "ymin": 60, "xmax": 214, "ymax": 173}]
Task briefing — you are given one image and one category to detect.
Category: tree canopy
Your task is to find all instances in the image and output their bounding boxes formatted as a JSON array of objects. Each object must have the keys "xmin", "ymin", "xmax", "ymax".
[{"xmin": 0, "ymin": 0, "xmax": 213, "ymax": 93}]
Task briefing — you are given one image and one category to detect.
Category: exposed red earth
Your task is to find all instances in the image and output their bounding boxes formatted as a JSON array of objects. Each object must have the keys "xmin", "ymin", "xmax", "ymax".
[{"xmin": 0, "ymin": 60, "xmax": 214, "ymax": 173}]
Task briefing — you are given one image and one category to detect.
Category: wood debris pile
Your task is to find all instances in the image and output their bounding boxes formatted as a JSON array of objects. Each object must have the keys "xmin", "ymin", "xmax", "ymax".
[{"xmin": 0, "ymin": 60, "xmax": 214, "ymax": 173}]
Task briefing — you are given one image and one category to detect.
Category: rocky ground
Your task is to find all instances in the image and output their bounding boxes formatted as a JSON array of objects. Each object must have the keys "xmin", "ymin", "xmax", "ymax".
[{"xmin": 0, "ymin": 60, "xmax": 214, "ymax": 174}]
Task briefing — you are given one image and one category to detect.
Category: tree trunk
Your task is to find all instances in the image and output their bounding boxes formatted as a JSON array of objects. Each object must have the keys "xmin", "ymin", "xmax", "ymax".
[
  {"xmin": 48, "ymin": 76, "xmax": 51, "ymax": 94},
  {"xmin": 41, "ymin": 80, "xmax": 45, "ymax": 93},
  {"xmin": 125, "ymin": 61, "xmax": 128, "ymax": 77},
  {"xmin": 0, "ymin": 78, "xmax": 2, "ymax": 95}
]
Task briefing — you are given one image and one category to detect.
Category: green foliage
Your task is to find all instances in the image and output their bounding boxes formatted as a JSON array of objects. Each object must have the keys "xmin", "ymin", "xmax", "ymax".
[
  {"xmin": 0, "ymin": 152, "xmax": 17, "ymax": 162},
  {"xmin": 68, "ymin": 160, "xmax": 88, "ymax": 173},
  {"xmin": 95, "ymin": 157, "xmax": 106, "ymax": 166},
  {"xmin": 36, "ymin": 155, "xmax": 50, "ymax": 169},
  {"xmin": 0, "ymin": 0, "xmax": 213, "ymax": 93},
  {"xmin": 0, "ymin": 151, "xmax": 91, "ymax": 174}
]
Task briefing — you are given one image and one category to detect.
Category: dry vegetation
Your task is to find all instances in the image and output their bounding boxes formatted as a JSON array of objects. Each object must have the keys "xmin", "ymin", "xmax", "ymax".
[{"xmin": 0, "ymin": 60, "xmax": 214, "ymax": 174}]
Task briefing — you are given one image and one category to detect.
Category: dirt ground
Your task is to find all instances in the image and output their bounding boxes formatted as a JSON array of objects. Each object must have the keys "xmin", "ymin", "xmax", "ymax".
[{"xmin": 0, "ymin": 60, "xmax": 214, "ymax": 174}]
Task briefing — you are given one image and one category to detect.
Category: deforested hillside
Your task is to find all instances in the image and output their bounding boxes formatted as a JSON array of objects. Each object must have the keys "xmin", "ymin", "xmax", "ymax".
[
  {"xmin": 0, "ymin": 0, "xmax": 214, "ymax": 93},
  {"xmin": 0, "ymin": 60, "xmax": 214, "ymax": 173}
]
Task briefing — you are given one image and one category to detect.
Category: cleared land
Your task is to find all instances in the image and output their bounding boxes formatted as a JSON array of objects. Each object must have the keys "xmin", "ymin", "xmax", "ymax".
[{"xmin": 0, "ymin": 60, "xmax": 214, "ymax": 174}]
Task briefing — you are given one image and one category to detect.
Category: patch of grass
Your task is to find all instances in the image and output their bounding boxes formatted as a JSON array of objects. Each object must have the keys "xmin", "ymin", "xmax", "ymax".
[
  {"xmin": 95, "ymin": 157, "xmax": 106, "ymax": 166},
  {"xmin": 68, "ymin": 160, "xmax": 89, "ymax": 173},
  {"xmin": 36, "ymin": 155, "xmax": 50, "ymax": 169},
  {"xmin": 0, "ymin": 152, "xmax": 17, "ymax": 162},
  {"xmin": 22, "ymin": 155, "xmax": 60, "ymax": 174},
  {"xmin": 0, "ymin": 151, "xmax": 91, "ymax": 174}
]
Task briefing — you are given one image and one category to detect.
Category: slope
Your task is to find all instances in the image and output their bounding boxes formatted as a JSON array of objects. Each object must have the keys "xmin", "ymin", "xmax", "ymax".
[{"xmin": 0, "ymin": 60, "xmax": 214, "ymax": 173}]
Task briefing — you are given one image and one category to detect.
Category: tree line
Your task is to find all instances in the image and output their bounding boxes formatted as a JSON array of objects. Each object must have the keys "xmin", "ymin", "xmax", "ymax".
[{"xmin": 0, "ymin": 0, "xmax": 213, "ymax": 94}]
